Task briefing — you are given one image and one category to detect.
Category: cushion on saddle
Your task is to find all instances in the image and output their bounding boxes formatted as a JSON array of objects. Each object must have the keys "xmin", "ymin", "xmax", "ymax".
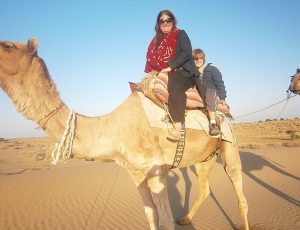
[
  {"xmin": 130, "ymin": 71, "xmax": 230, "ymax": 114},
  {"xmin": 153, "ymin": 73, "xmax": 204, "ymax": 109}
]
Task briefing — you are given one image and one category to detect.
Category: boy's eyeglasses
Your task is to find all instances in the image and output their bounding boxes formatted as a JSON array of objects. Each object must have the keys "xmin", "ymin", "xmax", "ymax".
[{"xmin": 159, "ymin": 18, "xmax": 173, "ymax": 24}]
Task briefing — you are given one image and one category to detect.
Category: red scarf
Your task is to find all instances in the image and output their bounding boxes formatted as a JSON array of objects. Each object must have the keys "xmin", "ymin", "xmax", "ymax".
[{"xmin": 145, "ymin": 28, "xmax": 181, "ymax": 72}]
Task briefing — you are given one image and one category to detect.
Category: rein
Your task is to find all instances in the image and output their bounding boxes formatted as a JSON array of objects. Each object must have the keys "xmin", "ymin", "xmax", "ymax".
[{"xmin": 37, "ymin": 101, "xmax": 64, "ymax": 130}]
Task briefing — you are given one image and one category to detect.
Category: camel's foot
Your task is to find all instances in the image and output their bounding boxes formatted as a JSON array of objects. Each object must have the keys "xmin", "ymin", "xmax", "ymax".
[{"xmin": 176, "ymin": 216, "xmax": 192, "ymax": 225}]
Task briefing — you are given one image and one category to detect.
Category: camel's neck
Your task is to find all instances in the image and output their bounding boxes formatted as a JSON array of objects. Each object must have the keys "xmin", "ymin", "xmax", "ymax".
[
  {"xmin": 3, "ymin": 57, "xmax": 115, "ymax": 157},
  {"xmin": 1, "ymin": 56, "xmax": 149, "ymax": 162}
]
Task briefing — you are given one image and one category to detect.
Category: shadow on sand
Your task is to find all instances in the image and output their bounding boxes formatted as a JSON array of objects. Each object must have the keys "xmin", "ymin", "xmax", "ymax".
[
  {"xmin": 167, "ymin": 166, "xmax": 197, "ymax": 230},
  {"xmin": 167, "ymin": 150, "xmax": 300, "ymax": 229},
  {"xmin": 239, "ymin": 151, "xmax": 300, "ymax": 207}
]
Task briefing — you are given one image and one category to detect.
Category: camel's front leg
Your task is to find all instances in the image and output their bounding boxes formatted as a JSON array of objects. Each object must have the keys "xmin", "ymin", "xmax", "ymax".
[
  {"xmin": 220, "ymin": 140, "xmax": 249, "ymax": 230},
  {"xmin": 147, "ymin": 166, "xmax": 175, "ymax": 230},
  {"xmin": 137, "ymin": 179, "xmax": 159, "ymax": 230},
  {"xmin": 177, "ymin": 155, "xmax": 217, "ymax": 225},
  {"xmin": 128, "ymin": 171, "xmax": 159, "ymax": 230}
]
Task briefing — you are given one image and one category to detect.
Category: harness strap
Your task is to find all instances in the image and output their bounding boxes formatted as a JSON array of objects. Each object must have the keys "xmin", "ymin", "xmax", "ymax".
[{"xmin": 171, "ymin": 128, "xmax": 186, "ymax": 168}]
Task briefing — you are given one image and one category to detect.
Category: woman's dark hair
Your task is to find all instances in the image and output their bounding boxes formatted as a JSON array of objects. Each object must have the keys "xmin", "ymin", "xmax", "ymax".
[{"xmin": 154, "ymin": 10, "xmax": 177, "ymax": 45}]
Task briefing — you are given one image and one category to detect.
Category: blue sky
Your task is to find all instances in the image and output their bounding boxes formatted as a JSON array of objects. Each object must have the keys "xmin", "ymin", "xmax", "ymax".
[{"xmin": 1, "ymin": 0, "xmax": 300, "ymax": 138}]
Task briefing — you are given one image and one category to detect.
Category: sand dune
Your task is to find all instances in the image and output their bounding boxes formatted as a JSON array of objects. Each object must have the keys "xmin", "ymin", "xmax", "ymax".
[{"xmin": 0, "ymin": 120, "xmax": 299, "ymax": 229}]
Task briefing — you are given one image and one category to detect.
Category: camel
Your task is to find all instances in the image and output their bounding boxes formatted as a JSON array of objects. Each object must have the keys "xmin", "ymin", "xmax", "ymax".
[
  {"xmin": 290, "ymin": 68, "xmax": 300, "ymax": 94},
  {"xmin": 0, "ymin": 38, "xmax": 249, "ymax": 230}
]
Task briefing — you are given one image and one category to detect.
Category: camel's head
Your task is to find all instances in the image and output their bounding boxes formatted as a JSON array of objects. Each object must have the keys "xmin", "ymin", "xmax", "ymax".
[
  {"xmin": 0, "ymin": 38, "xmax": 60, "ymax": 119},
  {"xmin": 290, "ymin": 69, "xmax": 300, "ymax": 94},
  {"xmin": 0, "ymin": 38, "xmax": 38, "ymax": 79}
]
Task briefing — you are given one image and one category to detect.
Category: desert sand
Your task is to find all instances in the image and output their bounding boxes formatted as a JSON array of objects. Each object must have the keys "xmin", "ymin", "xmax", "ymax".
[{"xmin": 0, "ymin": 119, "xmax": 299, "ymax": 230}]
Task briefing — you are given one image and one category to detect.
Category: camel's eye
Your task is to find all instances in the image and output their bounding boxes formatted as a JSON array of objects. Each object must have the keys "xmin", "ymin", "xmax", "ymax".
[{"xmin": 0, "ymin": 42, "xmax": 15, "ymax": 52}]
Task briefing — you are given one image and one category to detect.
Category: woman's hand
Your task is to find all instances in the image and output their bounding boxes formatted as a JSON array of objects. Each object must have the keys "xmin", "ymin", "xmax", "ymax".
[{"xmin": 160, "ymin": 67, "xmax": 171, "ymax": 73}]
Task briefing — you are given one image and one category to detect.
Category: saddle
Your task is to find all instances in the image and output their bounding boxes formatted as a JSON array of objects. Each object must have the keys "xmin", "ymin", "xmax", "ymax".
[{"xmin": 129, "ymin": 71, "xmax": 230, "ymax": 115}]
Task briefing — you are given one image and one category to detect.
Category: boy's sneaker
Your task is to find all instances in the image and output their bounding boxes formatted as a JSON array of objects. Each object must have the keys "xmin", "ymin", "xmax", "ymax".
[{"xmin": 209, "ymin": 123, "xmax": 220, "ymax": 136}]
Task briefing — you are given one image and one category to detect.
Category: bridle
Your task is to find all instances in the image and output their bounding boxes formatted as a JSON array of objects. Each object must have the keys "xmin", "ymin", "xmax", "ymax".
[
  {"xmin": 37, "ymin": 101, "xmax": 64, "ymax": 130},
  {"xmin": 36, "ymin": 101, "xmax": 77, "ymax": 165}
]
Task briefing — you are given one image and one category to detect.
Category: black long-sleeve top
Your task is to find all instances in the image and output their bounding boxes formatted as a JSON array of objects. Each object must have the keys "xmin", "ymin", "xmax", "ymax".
[{"xmin": 168, "ymin": 30, "xmax": 200, "ymax": 77}]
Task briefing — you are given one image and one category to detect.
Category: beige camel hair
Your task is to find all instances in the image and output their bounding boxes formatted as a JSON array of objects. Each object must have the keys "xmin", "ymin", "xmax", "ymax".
[{"xmin": 0, "ymin": 38, "xmax": 249, "ymax": 230}]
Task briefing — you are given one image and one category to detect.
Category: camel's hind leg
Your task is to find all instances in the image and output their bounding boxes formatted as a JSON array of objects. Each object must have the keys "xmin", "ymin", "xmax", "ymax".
[
  {"xmin": 177, "ymin": 154, "xmax": 217, "ymax": 225},
  {"xmin": 220, "ymin": 140, "xmax": 249, "ymax": 230}
]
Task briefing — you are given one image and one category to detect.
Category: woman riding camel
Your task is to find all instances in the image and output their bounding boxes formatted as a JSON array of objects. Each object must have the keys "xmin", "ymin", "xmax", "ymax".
[{"xmin": 145, "ymin": 9, "xmax": 200, "ymax": 140}]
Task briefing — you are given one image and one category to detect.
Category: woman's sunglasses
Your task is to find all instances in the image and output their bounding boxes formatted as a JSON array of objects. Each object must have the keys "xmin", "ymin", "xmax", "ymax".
[{"xmin": 159, "ymin": 18, "xmax": 173, "ymax": 24}]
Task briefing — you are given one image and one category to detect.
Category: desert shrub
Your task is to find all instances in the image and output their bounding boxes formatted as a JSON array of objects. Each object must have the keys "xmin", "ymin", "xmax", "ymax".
[
  {"xmin": 265, "ymin": 119, "xmax": 272, "ymax": 122},
  {"xmin": 286, "ymin": 130, "xmax": 300, "ymax": 140},
  {"xmin": 248, "ymin": 143, "xmax": 262, "ymax": 150},
  {"xmin": 35, "ymin": 153, "xmax": 46, "ymax": 161},
  {"xmin": 280, "ymin": 118, "xmax": 284, "ymax": 121},
  {"xmin": 282, "ymin": 142, "xmax": 300, "ymax": 147}
]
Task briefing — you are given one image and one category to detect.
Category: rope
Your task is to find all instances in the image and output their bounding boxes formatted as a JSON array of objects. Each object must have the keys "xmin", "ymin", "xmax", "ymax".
[
  {"xmin": 234, "ymin": 94, "xmax": 297, "ymax": 120},
  {"xmin": 51, "ymin": 109, "xmax": 76, "ymax": 165},
  {"xmin": 95, "ymin": 167, "xmax": 120, "ymax": 230},
  {"xmin": 37, "ymin": 101, "xmax": 64, "ymax": 130},
  {"xmin": 83, "ymin": 166, "xmax": 119, "ymax": 230},
  {"xmin": 162, "ymin": 101, "xmax": 176, "ymax": 129},
  {"xmin": 275, "ymin": 93, "xmax": 291, "ymax": 119}
]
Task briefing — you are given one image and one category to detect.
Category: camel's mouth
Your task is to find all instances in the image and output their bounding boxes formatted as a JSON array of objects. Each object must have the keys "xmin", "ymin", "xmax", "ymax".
[{"xmin": 0, "ymin": 67, "xmax": 18, "ymax": 79}]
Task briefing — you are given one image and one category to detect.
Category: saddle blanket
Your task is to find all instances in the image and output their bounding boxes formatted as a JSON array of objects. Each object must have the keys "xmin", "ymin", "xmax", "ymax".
[{"xmin": 138, "ymin": 92, "xmax": 235, "ymax": 143}]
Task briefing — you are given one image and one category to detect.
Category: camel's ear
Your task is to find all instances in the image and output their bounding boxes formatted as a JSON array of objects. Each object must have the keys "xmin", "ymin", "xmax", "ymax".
[{"xmin": 27, "ymin": 38, "xmax": 38, "ymax": 55}]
